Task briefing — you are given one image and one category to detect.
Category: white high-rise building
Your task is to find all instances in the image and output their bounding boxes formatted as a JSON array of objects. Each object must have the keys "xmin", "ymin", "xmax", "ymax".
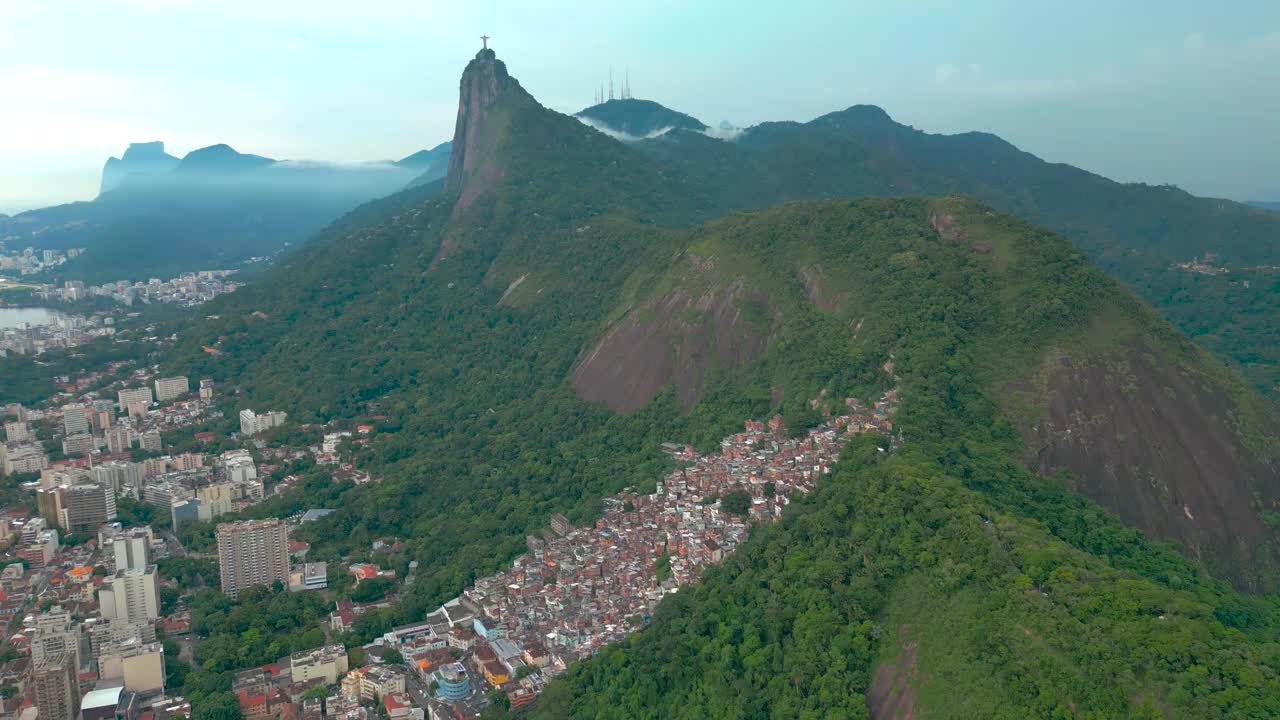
[
  {"xmin": 98, "ymin": 567, "xmax": 160, "ymax": 624},
  {"xmin": 3, "ymin": 421, "xmax": 30, "ymax": 443},
  {"xmin": 238, "ymin": 409, "xmax": 256, "ymax": 436},
  {"xmin": 154, "ymin": 376, "xmax": 189, "ymax": 403},
  {"xmin": 92, "ymin": 461, "xmax": 144, "ymax": 494},
  {"xmin": 61, "ymin": 404, "xmax": 89, "ymax": 436},
  {"xmin": 61, "ymin": 433, "xmax": 96, "ymax": 457},
  {"xmin": 139, "ymin": 429, "xmax": 161, "ymax": 452},
  {"xmin": 111, "ymin": 527, "xmax": 153, "ymax": 572},
  {"xmin": 1, "ymin": 443, "xmax": 48, "ymax": 475},
  {"xmin": 222, "ymin": 450, "xmax": 258, "ymax": 484},
  {"xmin": 105, "ymin": 426, "xmax": 133, "ymax": 454},
  {"xmin": 239, "ymin": 409, "xmax": 286, "ymax": 436},
  {"xmin": 117, "ymin": 387, "xmax": 153, "ymax": 410},
  {"xmin": 30, "ymin": 607, "xmax": 80, "ymax": 671}
]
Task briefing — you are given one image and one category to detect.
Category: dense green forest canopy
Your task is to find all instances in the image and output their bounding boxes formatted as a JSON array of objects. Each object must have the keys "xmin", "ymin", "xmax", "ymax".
[
  {"xmin": 163, "ymin": 187, "xmax": 1280, "ymax": 717},
  {"xmin": 617, "ymin": 103, "xmax": 1280, "ymax": 398},
  {"xmin": 510, "ymin": 198, "xmax": 1280, "ymax": 719}
]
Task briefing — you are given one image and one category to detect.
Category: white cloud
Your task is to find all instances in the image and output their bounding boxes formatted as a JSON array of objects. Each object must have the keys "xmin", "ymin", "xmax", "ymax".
[
  {"xmin": 700, "ymin": 126, "xmax": 743, "ymax": 141},
  {"xmin": 934, "ymin": 63, "xmax": 956, "ymax": 83},
  {"xmin": 575, "ymin": 116, "xmax": 674, "ymax": 141},
  {"xmin": 1184, "ymin": 32, "xmax": 1204, "ymax": 51}
]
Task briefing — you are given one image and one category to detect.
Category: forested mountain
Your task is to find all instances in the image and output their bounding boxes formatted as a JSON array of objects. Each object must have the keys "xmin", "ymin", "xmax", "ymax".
[
  {"xmin": 0, "ymin": 142, "xmax": 448, "ymax": 283},
  {"xmin": 163, "ymin": 49, "xmax": 1280, "ymax": 717},
  {"xmin": 396, "ymin": 140, "xmax": 453, "ymax": 187},
  {"xmin": 574, "ymin": 100, "xmax": 1280, "ymax": 399},
  {"xmin": 576, "ymin": 98, "xmax": 708, "ymax": 137}
]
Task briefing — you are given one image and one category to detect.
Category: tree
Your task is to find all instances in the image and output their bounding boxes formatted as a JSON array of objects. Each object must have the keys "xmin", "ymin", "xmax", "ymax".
[
  {"xmin": 654, "ymin": 553, "xmax": 672, "ymax": 583},
  {"xmin": 351, "ymin": 576, "xmax": 395, "ymax": 603},
  {"xmin": 489, "ymin": 688, "xmax": 510, "ymax": 710},
  {"xmin": 381, "ymin": 647, "xmax": 404, "ymax": 665},
  {"xmin": 720, "ymin": 488, "xmax": 751, "ymax": 515},
  {"xmin": 193, "ymin": 691, "xmax": 242, "ymax": 720},
  {"xmin": 785, "ymin": 405, "xmax": 824, "ymax": 437},
  {"xmin": 160, "ymin": 585, "xmax": 181, "ymax": 614},
  {"xmin": 349, "ymin": 647, "xmax": 367, "ymax": 667}
]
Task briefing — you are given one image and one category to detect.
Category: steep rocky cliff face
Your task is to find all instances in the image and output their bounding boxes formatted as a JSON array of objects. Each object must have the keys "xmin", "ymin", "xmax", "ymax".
[
  {"xmin": 444, "ymin": 48, "xmax": 528, "ymax": 208},
  {"xmin": 100, "ymin": 141, "xmax": 180, "ymax": 194},
  {"xmin": 572, "ymin": 255, "xmax": 777, "ymax": 412},
  {"xmin": 1013, "ymin": 341, "xmax": 1280, "ymax": 590}
]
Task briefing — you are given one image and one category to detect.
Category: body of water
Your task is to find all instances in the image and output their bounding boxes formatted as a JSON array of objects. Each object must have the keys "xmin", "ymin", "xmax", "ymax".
[{"xmin": 0, "ymin": 307, "xmax": 63, "ymax": 329}]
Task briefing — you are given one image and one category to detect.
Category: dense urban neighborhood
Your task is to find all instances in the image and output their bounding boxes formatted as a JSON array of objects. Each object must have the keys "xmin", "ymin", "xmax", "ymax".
[{"xmin": 0, "ymin": 341, "xmax": 897, "ymax": 720}]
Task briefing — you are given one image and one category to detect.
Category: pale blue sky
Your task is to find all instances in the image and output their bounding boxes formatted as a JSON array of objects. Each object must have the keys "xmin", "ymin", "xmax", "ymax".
[{"xmin": 1, "ymin": 0, "xmax": 1277, "ymax": 213}]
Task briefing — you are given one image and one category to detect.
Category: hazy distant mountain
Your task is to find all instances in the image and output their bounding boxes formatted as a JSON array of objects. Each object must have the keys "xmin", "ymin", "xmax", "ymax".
[
  {"xmin": 100, "ymin": 141, "xmax": 180, "ymax": 194},
  {"xmin": 576, "ymin": 98, "xmax": 707, "ymax": 137},
  {"xmin": 1249, "ymin": 200, "xmax": 1280, "ymax": 211},
  {"xmin": 394, "ymin": 141, "xmax": 452, "ymax": 170},
  {"xmin": 0, "ymin": 141, "xmax": 448, "ymax": 282},
  {"xmin": 395, "ymin": 141, "xmax": 453, "ymax": 187},
  {"xmin": 173, "ymin": 143, "xmax": 275, "ymax": 176}
]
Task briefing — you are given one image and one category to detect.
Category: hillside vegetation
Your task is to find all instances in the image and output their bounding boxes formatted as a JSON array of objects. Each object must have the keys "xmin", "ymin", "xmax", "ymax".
[
  {"xmin": 160, "ymin": 52, "xmax": 1280, "ymax": 717},
  {"xmin": 626, "ymin": 104, "xmax": 1280, "ymax": 398}
]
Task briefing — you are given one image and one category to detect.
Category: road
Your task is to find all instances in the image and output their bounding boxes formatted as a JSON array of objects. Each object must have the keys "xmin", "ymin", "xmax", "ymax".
[{"xmin": 161, "ymin": 528, "xmax": 187, "ymax": 557}]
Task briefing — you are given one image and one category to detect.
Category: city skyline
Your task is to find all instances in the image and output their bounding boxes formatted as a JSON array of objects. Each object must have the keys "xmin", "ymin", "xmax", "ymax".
[{"xmin": 2, "ymin": 0, "xmax": 1278, "ymax": 213}]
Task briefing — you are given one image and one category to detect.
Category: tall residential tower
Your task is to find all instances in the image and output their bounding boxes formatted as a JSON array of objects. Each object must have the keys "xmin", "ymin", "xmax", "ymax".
[{"xmin": 216, "ymin": 518, "xmax": 289, "ymax": 598}]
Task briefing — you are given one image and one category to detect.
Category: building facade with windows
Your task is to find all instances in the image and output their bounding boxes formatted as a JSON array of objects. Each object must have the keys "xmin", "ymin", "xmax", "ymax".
[{"xmin": 217, "ymin": 518, "xmax": 290, "ymax": 598}]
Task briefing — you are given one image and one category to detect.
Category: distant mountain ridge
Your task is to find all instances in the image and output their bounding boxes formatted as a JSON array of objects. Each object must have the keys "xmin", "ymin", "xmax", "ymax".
[
  {"xmin": 2, "ymin": 140, "xmax": 451, "ymax": 283},
  {"xmin": 172, "ymin": 143, "xmax": 275, "ymax": 176},
  {"xmin": 571, "ymin": 98, "xmax": 1280, "ymax": 398},
  {"xmin": 100, "ymin": 141, "xmax": 179, "ymax": 193}
]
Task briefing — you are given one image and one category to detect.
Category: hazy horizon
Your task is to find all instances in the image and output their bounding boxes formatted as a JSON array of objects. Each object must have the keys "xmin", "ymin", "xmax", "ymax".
[{"xmin": 2, "ymin": 0, "xmax": 1277, "ymax": 214}]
